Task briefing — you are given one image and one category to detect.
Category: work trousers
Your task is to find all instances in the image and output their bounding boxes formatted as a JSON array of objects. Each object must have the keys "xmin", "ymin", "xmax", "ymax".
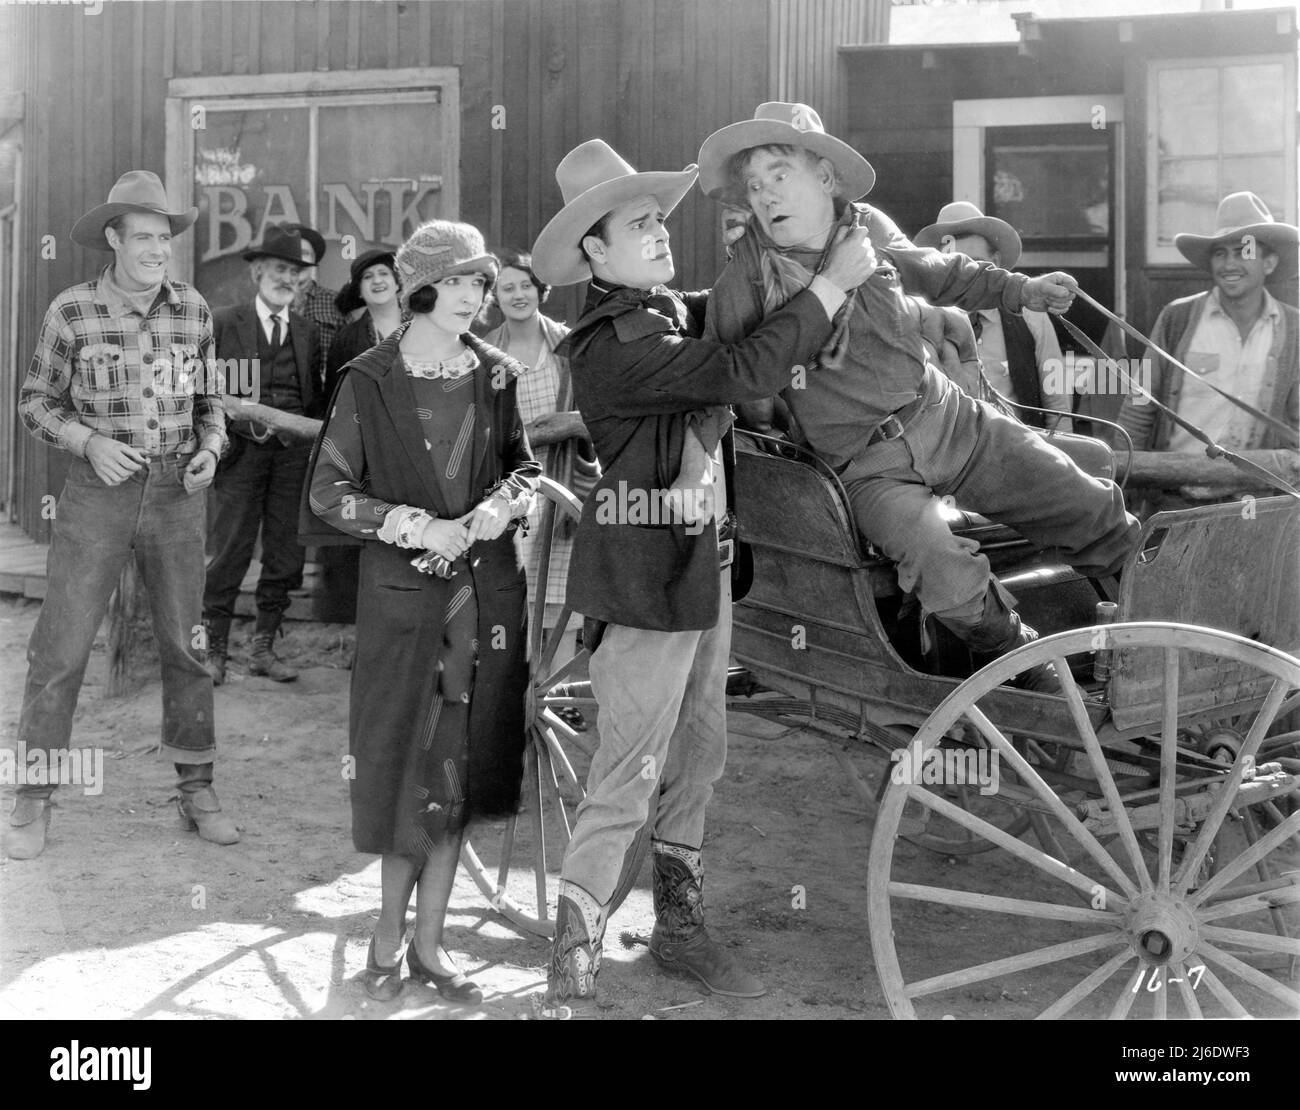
[{"xmin": 560, "ymin": 571, "xmax": 732, "ymax": 905}]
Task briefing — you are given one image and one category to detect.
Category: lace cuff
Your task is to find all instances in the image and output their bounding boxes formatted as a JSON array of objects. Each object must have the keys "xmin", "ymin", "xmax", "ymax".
[{"xmin": 378, "ymin": 505, "xmax": 436, "ymax": 548}]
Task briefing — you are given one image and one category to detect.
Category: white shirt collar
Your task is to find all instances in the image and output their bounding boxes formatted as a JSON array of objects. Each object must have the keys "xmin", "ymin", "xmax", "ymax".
[
  {"xmin": 1205, "ymin": 286, "xmax": 1280, "ymax": 324},
  {"xmin": 255, "ymin": 296, "xmax": 288, "ymax": 329}
]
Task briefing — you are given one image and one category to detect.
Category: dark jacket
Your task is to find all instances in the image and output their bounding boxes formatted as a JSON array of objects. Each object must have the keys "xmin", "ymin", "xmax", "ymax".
[
  {"xmin": 213, "ymin": 301, "xmax": 325, "ymax": 420},
  {"xmin": 324, "ymin": 312, "xmax": 376, "ymax": 404},
  {"xmin": 560, "ymin": 280, "xmax": 835, "ymax": 630}
]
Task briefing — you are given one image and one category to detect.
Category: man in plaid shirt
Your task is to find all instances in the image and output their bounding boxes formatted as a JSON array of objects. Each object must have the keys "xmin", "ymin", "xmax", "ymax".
[{"xmin": 6, "ymin": 170, "xmax": 238, "ymax": 860}]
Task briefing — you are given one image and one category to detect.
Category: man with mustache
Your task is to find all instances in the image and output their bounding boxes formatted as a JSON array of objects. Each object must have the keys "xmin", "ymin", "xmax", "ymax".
[{"xmin": 202, "ymin": 225, "xmax": 325, "ymax": 685}]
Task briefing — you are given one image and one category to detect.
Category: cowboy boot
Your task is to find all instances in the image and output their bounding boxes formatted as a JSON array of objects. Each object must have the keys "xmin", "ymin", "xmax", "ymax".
[
  {"xmin": 203, "ymin": 617, "xmax": 230, "ymax": 686},
  {"xmin": 944, "ymin": 584, "xmax": 1066, "ymax": 694},
  {"xmin": 3, "ymin": 793, "xmax": 52, "ymax": 860},
  {"xmin": 648, "ymin": 841, "xmax": 766, "ymax": 998},
  {"xmin": 176, "ymin": 763, "xmax": 240, "ymax": 845},
  {"xmin": 544, "ymin": 880, "xmax": 608, "ymax": 1006},
  {"xmin": 248, "ymin": 612, "xmax": 298, "ymax": 682}
]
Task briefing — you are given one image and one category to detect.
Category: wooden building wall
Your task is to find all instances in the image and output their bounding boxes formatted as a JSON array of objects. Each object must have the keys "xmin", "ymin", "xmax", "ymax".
[{"xmin": 2, "ymin": 0, "xmax": 889, "ymax": 539}]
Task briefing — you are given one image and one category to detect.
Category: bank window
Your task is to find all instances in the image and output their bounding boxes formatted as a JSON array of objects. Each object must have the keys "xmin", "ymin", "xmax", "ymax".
[
  {"xmin": 184, "ymin": 87, "xmax": 452, "ymax": 310},
  {"xmin": 1148, "ymin": 56, "xmax": 1296, "ymax": 265}
]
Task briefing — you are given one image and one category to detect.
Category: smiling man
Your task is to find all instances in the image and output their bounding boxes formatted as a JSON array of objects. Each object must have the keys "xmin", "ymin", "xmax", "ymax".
[
  {"xmin": 530, "ymin": 139, "xmax": 876, "ymax": 1010},
  {"xmin": 202, "ymin": 225, "xmax": 324, "ymax": 685},
  {"xmin": 9, "ymin": 170, "xmax": 232, "ymax": 858},
  {"xmin": 1118, "ymin": 192, "xmax": 1299, "ymax": 461},
  {"xmin": 699, "ymin": 104, "xmax": 1140, "ymax": 690}
]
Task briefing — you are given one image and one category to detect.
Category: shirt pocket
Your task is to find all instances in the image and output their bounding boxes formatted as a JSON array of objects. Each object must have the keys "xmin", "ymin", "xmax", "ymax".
[
  {"xmin": 73, "ymin": 342, "xmax": 129, "ymax": 398},
  {"xmin": 1186, "ymin": 351, "xmax": 1221, "ymax": 377}
]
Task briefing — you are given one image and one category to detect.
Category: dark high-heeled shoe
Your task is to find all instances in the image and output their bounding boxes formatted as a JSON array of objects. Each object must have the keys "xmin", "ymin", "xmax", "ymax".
[
  {"xmin": 406, "ymin": 939, "xmax": 484, "ymax": 1005},
  {"xmin": 362, "ymin": 933, "xmax": 404, "ymax": 1002}
]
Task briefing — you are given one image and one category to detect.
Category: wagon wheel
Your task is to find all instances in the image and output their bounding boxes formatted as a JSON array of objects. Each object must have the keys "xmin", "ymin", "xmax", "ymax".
[
  {"xmin": 460, "ymin": 477, "xmax": 651, "ymax": 937},
  {"xmin": 868, "ymin": 623, "xmax": 1300, "ymax": 1019}
]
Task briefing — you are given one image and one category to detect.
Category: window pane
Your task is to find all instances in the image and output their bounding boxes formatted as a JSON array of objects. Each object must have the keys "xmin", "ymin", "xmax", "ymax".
[
  {"xmin": 988, "ymin": 142, "xmax": 1109, "ymax": 239},
  {"xmin": 1221, "ymin": 64, "xmax": 1285, "ymax": 154},
  {"xmin": 314, "ymin": 101, "xmax": 449, "ymax": 294},
  {"xmin": 1157, "ymin": 158, "xmax": 1219, "ymax": 247},
  {"xmin": 193, "ymin": 107, "xmax": 312, "ymax": 311},
  {"xmin": 1221, "ymin": 156, "xmax": 1286, "ymax": 220},
  {"xmin": 1157, "ymin": 67, "xmax": 1219, "ymax": 157}
]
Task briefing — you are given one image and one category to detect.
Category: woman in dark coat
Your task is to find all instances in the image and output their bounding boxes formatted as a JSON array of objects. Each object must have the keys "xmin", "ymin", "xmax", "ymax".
[{"xmin": 302, "ymin": 220, "xmax": 540, "ymax": 1004}]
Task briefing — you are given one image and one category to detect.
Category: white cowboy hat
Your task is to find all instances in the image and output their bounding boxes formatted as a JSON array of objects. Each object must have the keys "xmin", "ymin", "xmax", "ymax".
[
  {"xmin": 1174, "ymin": 191, "xmax": 1298, "ymax": 281},
  {"xmin": 71, "ymin": 170, "xmax": 198, "ymax": 250},
  {"xmin": 696, "ymin": 102, "xmax": 875, "ymax": 205},
  {"xmin": 914, "ymin": 201, "xmax": 1022, "ymax": 270},
  {"xmin": 532, "ymin": 140, "xmax": 699, "ymax": 287}
]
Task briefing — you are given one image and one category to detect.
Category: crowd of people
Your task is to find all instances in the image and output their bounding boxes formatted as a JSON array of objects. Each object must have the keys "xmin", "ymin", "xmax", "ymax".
[{"xmin": 5, "ymin": 100, "xmax": 1296, "ymax": 1014}]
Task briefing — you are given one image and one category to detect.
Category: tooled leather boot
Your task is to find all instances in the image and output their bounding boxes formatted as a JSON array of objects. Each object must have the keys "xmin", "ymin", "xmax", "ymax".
[
  {"xmin": 248, "ymin": 613, "xmax": 297, "ymax": 682},
  {"xmin": 648, "ymin": 840, "xmax": 766, "ymax": 998},
  {"xmin": 544, "ymin": 880, "xmax": 607, "ymax": 1007}
]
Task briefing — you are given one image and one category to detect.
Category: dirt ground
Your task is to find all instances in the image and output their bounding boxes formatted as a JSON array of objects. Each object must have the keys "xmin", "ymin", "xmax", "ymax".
[{"xmin": 1, "ymin": 593, "xmax": 1296, "ymax": 1022}]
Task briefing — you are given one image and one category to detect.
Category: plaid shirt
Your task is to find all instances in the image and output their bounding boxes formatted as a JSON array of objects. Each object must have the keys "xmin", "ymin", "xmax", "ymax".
[
  {"xmin": 294, "ymin": 281, "xmax": 345, "ymax": 367},
  {"xmin": 19, "ymin": 265, "xmax": 226, "ymax": 458}
]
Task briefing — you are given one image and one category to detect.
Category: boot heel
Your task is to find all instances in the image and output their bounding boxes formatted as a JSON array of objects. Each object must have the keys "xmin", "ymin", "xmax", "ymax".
[{"xmin": 177, "ymin": 800, "xmax": 198, "ymax": 832}]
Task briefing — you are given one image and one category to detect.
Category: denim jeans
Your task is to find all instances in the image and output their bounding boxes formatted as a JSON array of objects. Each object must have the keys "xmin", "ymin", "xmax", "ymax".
[
  {"xmin": 17, "ymin": 452, "xmax": 215, "ymax": 798},
  {"xmin": 560, "ymin": 570, "xmax": 732, "ymax": 904},
  {"xmin": 842, "ymin": 373, "xmax": 1139, "ymax": 618}
]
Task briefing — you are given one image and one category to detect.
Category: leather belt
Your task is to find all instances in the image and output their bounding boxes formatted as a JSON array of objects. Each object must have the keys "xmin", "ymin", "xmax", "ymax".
[{"xmin": 865, "ymin": 394, "xmax": 926, "ymax": 448}]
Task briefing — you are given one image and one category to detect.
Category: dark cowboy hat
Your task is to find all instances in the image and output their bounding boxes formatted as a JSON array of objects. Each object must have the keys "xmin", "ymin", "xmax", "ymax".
[
  {"xmin": 280, "ymin": 223, "xmax": 327, "ymax": 265},
  {"xmin": 70, "ymin": 170, "xmax": 199, "ymax": 250},
  {"xmin": 1174, "ymin": 192, "xmax": 1299, "ymax": 282},
  {"xmin": 914, "ymin": 201, "xmax": 1022, "ymax": 269},
  {"xmin": 242, "ymin": 225, "xmax": 311, "ymax": 266},
  {"xmin": 334, "ymin": 249, "xmax": 399, "ymax": 315}
]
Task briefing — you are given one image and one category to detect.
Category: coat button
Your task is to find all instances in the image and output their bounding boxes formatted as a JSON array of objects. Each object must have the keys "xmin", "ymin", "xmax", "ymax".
[{"xmin": 146, "ymin": 418, "xmax": 158, "ymax": 429}]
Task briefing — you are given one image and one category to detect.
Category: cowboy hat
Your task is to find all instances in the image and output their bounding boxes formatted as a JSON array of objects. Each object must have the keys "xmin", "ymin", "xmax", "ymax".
[
  {"xmin": 395, "ymin": 220, "xmax": 497, "ymax": 311},
  {"xmin": 914, "ymin": 201, "xmax": 1022, "ymax": 270},
  {"xmin": 697, "ymin": 102, "xmax": 875, "ymax": 205},
  {"xmin": 532, "ymin": 140, "xmax": 699, "ymax": 287},
  {"xmin": 334, "ymin": 248, "xmax": 399, "ymax": 316},
  {"xmin": 280, "ymin": 223, "xmax": 327, "ymax": 266},
  {"xmin": 242, "ymin": 225, "xmax": 312, "ymax": 267},
  {"xmin": 70, "ymin": 170, "xmax": 199, "ymax": 250},
  {"xmin": 1174, "ymin": 192, "xmax": 1299, "ymax": 281}
]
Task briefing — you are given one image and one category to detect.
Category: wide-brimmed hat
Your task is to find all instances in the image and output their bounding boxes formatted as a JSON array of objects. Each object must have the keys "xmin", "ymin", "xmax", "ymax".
[
  {"xmin": 395, "ymin": 220, "xmax": 498, "ymax": 311},
  {"xmin": 697, "ymin": 102, "xmax": 875, "ymax": 205},
  {"xmin": 280, "ymin": 223, "xmax": 327, "ymax": 265},
  {"xmin": 1175, "ymin": 192, "xmax": 1299, "ymax": 281},
  {"xmin": 334, "ymin": 249, "xmax": 399, "ymax": 315},
  {"xmin": 532, "ymin": 140, "xmax": 699, "ymax": 287},
  {"xmin": 914, "ymin": 201, "xmax": 1022, "ymax": 269},
  {"xmin": 242, "ymin": 225, "xmax": 312, "ymax": 267},
  {"xmin": 70, "ymin": 170, "xmax": 198, "ymax": 250}
]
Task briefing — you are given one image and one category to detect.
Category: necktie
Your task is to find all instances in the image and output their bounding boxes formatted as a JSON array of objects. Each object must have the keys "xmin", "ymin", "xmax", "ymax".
[
  {"xmin": 270, "ymin": 314, "xmax": 283, "ymax": 350},
  {"xmin": 967, "ymin": 310, "xmax": 984, "ymax": 341}
]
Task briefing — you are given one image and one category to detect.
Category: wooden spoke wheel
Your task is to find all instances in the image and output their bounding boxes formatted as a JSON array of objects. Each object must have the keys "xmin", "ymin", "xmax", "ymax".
[
  {"xmin": 460, "ymin": 477, "xmax": 650, "ymax": 937},
  {"xmin": 868, "ymin": 623, "xmax": 1300, "ymax": 1019}
]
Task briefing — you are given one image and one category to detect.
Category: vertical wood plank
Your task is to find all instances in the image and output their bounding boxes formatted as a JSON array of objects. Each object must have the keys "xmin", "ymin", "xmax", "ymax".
[
  {"xmin": 163, "ymin": 0, "xmax": 175, "ymax": 80},
  {"xmin": 247, "ymin": 0, "xmax": 261, "ymax": 74},
  {"xmin": 346, "ymin": 0, "xmax": 360, "ymax": 70},
  {"xmin": 221, "ymin": 0, "xmax": 234, "ymax": 73},
  {"xmin": 418, "ymin": 0, "xmax": 432, "ymax": 68},
  {"xmin": 315, "ymin": 0, "xmax": 331, "ymax": 72},
  {"xmin": 526, "ymin": 0, "xmax": 542, "ymax": 247}
]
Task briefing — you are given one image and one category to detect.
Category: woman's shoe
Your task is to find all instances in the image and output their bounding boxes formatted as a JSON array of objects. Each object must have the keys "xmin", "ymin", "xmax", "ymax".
[
  {"xmin": 362, "ymin": 934, "xmax": 404, "ymax": 1002},
  {"xmin": 406, "ymin": 939, "xmax": 484, "ymax": 1005}
]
